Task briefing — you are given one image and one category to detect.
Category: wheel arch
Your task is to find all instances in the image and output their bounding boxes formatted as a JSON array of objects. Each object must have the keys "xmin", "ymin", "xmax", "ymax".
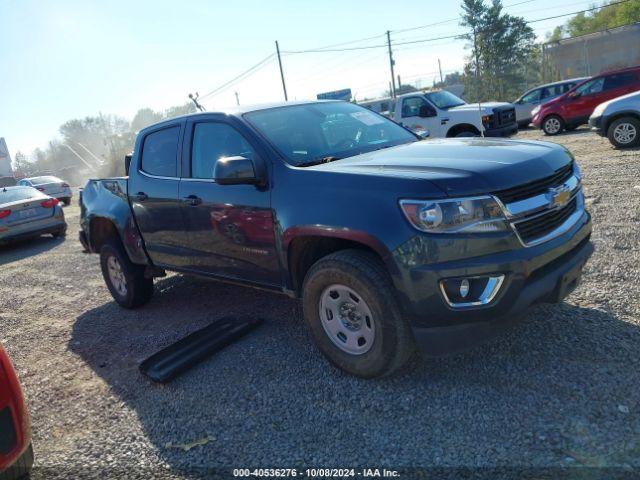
[
  {"xmin": 89, "ymin": 216, "xmax": 122, "ymax": 252},
  {"xmin": 604, "ymin": 111, "xmax": 640, "ymax": 133},
  {"xmin": 283, "ymin": 227, "xmax": 396, "ymax": 297},
  {"xmin": 446, "ymin": 123, "xmax": 481, "ymax": 137}
]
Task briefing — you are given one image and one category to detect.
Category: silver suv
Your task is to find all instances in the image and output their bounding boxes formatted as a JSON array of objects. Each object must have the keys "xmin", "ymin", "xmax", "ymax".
[{"xmin": 589, "ymin": 90, "xmax": 640, "ymax": 148}]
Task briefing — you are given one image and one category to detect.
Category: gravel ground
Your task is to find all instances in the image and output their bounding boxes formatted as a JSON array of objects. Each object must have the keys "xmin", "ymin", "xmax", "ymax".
[{"xmin": 1, "ymin": 127, "xmax": 639, "ymax": 478}]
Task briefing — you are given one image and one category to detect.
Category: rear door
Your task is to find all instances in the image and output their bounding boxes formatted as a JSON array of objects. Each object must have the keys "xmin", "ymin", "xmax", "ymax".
[
  {"xmin": 566, "ymin": 77, "xmax": 605, "ymax": 123},
  {"xmin": 602, "ymin": 71, "xmax": 640, "ymax": 101},
  {"xmin": 177, "ymin": 116, "xmax": 279, "ymax": 286},
  {"xmin": 128, "ymin": 122, "xmax": 189, "ymax": 268}
]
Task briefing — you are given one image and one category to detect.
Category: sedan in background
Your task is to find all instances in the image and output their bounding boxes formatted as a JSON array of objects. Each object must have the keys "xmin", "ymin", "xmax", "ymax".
[
  {"xmin": 0, "ymin": 344, "xmax": 33, "ymax": 480},
  {"xmin": 589, "ymin": 90, "xmax": 640, "ymax": 148},
  {"xmin": 513, "ymin": 77, "xmax": 587, "ymax": 127},
  {"xmin": 0, "ymin": 186, "xmax": 66, "ymax": 245},
  {"xmin": 17, "ymin": 176, "xmax": 73, "ymax": 205}
]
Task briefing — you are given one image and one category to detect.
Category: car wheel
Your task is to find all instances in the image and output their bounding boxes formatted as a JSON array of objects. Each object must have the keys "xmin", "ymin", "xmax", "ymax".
[
  {"xmin": 302, "ymin": 249, "xmax": 415, "ymax": 378},
  {"xmin": 61, "ymin": 197, "xmax": 71, "ymax": 206},
  {"xmin": 51, "ymin": 227, "xmax": 67, "ymax": 238},
  {"xmin": 454, "ymin": 130, "xmax": 477, "ymax": 137},
  {"xmin": 608, "ymin": 116, "xmax": 640, "ymax": 148},
  {"xmin": 100, "ymin": 241, "xmax": 153, "ymax": 308},
  {"xmin": 542, "ymin": 115, "xmax": 564, "ymax": 135}
]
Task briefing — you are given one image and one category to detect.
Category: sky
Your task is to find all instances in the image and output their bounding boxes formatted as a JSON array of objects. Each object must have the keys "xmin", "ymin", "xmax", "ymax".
[{"xmin": 0, "ymin": 0, "xmax": 597, "ymax": 157}]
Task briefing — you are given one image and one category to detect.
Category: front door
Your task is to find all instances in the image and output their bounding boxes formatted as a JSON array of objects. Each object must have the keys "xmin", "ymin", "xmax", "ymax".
[
  {"xmin": 398, "ymin": 96, "xmax": 441, "ymax": 136},
  {"xmin": 178, "ymin": 118, "xmax": 279, "ymax": 286},
  {"xmin": 128, "ymin": 123, "xmax": 189, "ymax": 268}
]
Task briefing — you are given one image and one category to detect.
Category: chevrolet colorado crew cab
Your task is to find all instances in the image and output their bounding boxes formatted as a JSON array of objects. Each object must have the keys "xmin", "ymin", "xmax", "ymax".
[{"xmin": 79, "ymin": 100, "xmax": 593, "ymax": 378}]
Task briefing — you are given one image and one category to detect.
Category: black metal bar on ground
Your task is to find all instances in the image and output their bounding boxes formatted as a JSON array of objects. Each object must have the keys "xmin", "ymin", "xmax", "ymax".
[{"xmin": 139, "ymin": 317, "xmax": 263, "ymax": 383}]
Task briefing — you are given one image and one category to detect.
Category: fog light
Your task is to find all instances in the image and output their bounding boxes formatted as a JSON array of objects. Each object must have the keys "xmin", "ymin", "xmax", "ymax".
[
  {"xmin": 459, "ymin": 279, "xmax": 470, "ymax": 298},
  {"xmin": 440, "ymin": 275, "xmax": 505, "ymax": 308}
]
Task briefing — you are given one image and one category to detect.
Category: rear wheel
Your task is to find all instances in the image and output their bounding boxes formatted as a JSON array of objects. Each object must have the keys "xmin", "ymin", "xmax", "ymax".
[
  {"xmin": 61, "ymin": 197, "xmax": 71, "ymax": 206},
  {"xmin": 100, "ymin": 241, "xmax": 153, "ymax": 308},
  {"xmin": 454, "ymin": 130, "xmax": 478, "ymax": 137},
  {"xmin": 608, "ymin": 116, "xmax": 640, "ymax": 148},
  {"xmin": 302, "ymin": 249, "xmax": 415, "ymax": 378},
  {"xmin": 542, "ymin": 115, "xmax": 564, "ymax": 135},
  {"xmin": 51, "ymin": 227, "xmax": 66, "ymax": 238}
]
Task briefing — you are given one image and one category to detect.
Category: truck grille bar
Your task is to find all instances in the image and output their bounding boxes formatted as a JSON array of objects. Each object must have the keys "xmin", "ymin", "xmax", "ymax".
[
  {"xmin": 513, "ymin": 197, "xmax": 578, "ymax": 244},
  {"xmin": 495, "ymin": 162, "xmax": 574, "ymax": 204}
]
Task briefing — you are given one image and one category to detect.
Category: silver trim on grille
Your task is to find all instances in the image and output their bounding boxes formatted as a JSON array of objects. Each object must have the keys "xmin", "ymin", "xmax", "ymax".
[{"xmin": 501, "ymin": 175, "xmax": 580, "ymax": 218}]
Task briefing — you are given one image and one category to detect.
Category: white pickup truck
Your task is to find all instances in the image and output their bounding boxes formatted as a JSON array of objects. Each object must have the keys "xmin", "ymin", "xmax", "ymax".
[{"xmin": 362, "ymin": 90, "xmax": 518, "ymax": 138}]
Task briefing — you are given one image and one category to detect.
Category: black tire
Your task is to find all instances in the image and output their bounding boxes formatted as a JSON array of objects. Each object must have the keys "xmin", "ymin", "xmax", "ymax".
[
  {"xmin": 100, "ymin": 241, "xmax": 153, "ymax": 309},
  {"xmin": 0, "ymin": 443, "xmax": 33, "ymax": 480},
  {"xmin": 454, "ymin": 130, "xmax": 478, "ymax": 138},
  {"xmin": 61, "ymin": 197, "xmax": 71, "ymax": 206},
  {"xmin": 302, "ymin": 249, "xmax": 415, "ymax": 378},
  {"xmin": 607, "ymin": 116, "xmax": 640, "ymax": 148},
  {"xmin": 51, "ymin": 227, "xmax": 67, "ymax": 238},
  {"xmin": 542, "ymin": 114, "xmax": 565, "ymax": 135}
]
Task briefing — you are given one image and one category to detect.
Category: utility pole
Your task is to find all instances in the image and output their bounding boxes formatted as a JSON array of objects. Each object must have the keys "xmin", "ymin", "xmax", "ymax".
[
  {"xmin": 472, "ymin": 26, "xmax": 482, "ymax": 102},
  {"xmin": 188, "ymin": 93, "xmax": 205, "ymax": 112},
  {"xmin": 275, "ymin": 41, "xmax": 288, "ymax": 101},
  {"xmin": 438, "ymin": 58, "xmax": 444, "ymax": 84},
  {"xmin": 386, "ymin": 31, "xmax": 396, "ymax": 98},
  {"xmin": 234, "ymin": 91, "xmax": 240, "ymax": 106}
]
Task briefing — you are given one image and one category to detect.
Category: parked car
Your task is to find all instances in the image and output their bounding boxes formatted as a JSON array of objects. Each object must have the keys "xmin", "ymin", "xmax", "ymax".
[
  {"xmin": 0, "ymin": 186, "xmax": 67, "ymax": 245},
  {"xmin": 589, "ymin": 90, "xmax": 640, "ymax": 148},
  {"xmin": 79, "ymin": 100, "xmax": 592, "ymax": 378},
  {"xmin": 532, "ymin": 66, "xmax": 640, "ymax": 135},
  {"xmin": 17, "ymin": 176, "xmax": 73, "ymax": 205},
  {"xmin": 0, "ymin": 344, "xmax": 33, "ymax": 480},
  {"xmin": 513, "ymin": 78, "xmax": 587, "ymax": 127},
  {"xmin": 392, "ymin": 90, "xmax": 518, "ymax": 137}
]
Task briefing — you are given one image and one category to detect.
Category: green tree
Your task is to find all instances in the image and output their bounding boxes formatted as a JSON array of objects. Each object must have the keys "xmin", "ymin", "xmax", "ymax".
[
  {"xmin": 550, "ymin": 0, "xmax": 640, "ymax": 39},
  {"xmin": 460, "ymin": 0, "xmax": 538, "ymax": 102}
]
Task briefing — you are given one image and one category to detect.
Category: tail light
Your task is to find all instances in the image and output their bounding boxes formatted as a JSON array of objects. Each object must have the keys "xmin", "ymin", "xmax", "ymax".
[
  {"xmin": 36, "ymin": 187, "xmax": 45, "ymax": 192},
  {"xmin": 0, "ymin": 345, "xmax": 29, "ymax": 468},
  {"xmin": 40, "ymin": 198, "xmax": 59, "ymax": 208},
  {"xmin": 0, "ymin": 209, "xmax": 10, "ymax": 219}
]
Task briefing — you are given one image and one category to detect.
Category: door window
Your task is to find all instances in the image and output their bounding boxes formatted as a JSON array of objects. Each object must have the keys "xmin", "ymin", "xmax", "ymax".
[
  {"xmin": 191, "ymin": 123, "xmax": 256, "ymax": 179},
  {"xmin": 140, "ymin": 126, "xmax": 180, "ymax": 177},
  {"xmin": 575, "ymin": 78, "xmax": 604, "ymax": 96},
  {"xmin": 541, "ymin": 85, "xmax": 563, "ymax": 99},
  {"xmin": 401, "ymin": 97, "xmax": 429, "ymax": 118},
  {"xmin": 521, "ymin": 89, "xmax": 541, "ymax": 103},
  {"xmin": 604, "ymin": 72, "xmax": 636, "ymax": 90}
]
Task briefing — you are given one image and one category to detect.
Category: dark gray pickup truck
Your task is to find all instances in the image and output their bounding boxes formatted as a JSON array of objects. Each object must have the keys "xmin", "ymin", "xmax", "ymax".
[{"xmin": 79, "ymin": 100, "xmax": 593, "ymax": 377}]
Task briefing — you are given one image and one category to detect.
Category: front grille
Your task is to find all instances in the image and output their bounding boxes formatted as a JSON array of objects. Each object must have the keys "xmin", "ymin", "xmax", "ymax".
[
  {"xmin": 515, "ymin": 197, "xmax": 578, "ymax": 244},
  {"xmin": 496, "ymin": 107, "xmax": 516, "ymax": 126},
  {"xmin": 494, "ymin": 162, "xmax": 574, "ymax": 204}
]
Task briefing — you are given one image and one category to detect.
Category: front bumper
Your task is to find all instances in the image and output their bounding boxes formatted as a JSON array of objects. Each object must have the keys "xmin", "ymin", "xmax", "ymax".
[
  {"xmin": 485, "ymin": 123, "xmax": 518, "ymax": 137},
  {"xmin": 589, "ymin": 115, "xmax": 605, "ymax": 136},
  {"xmin": 392, "ymin": 210, "xmax": 593, "ymax": 355}
]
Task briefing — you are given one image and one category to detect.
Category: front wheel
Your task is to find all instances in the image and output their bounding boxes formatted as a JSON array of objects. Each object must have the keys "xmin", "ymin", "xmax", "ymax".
[
  {"xmin": 608, "ymin": 116, "xmax": 640, "ymax": 148},
  {"xmin": 302, "ymin": 250, "xmax": 415, "ymax": 378},
  {"xmin": 100, "ymin": 241, "xmax": 153, "ymax": 308},
  {"xmin": 542, "ymin": 115, "xmax": 564, "ymax": 135}
]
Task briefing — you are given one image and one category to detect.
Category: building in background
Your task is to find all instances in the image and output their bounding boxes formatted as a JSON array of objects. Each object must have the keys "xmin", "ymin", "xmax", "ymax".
[
  {"xmin": 542, "ymin": 23, "xmax": 640, "ymax": 82},
  {"xmin": 0, "ymin": 138, "xmax": 13, "ymax": 177}
]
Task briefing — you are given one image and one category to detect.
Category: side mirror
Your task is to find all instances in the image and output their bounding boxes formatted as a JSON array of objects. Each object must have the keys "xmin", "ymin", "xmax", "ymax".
[
  {"xmin": 415, "ymin": 129, "xmax": 430, "ymax": 139},
  {"xmin": 214, "ymin": 156, "xmax": 259, "ymax": 185},
  {"xmin": 124, "ymin": 154, "xmax": 132, "ymax": 176},
  {"xmin": 418, "ymin": 104, "xmax": 436, "ymax": 118}
]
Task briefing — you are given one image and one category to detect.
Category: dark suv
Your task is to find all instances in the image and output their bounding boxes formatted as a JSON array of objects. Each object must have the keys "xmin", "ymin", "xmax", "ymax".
[
  {"xmin": 79, "ymin": 101, "xmax": 593, "ymax": 377},
  {"xmin": 532, "ymin": 66, "xmax": 640, "ymax": 135}
]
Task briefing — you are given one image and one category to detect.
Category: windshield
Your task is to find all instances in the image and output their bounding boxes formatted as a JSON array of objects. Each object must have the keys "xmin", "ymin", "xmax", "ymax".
[
  {"xmin": 29, "ymin": 176, "xmax": 61, "ymax": 184},
  {"xmin": 424, "ymin": 90, "xmax": 466, "ymax": 109},
  {"xmin": 245, "ymin": 102, "xmax": 417, "ymax": 166}
]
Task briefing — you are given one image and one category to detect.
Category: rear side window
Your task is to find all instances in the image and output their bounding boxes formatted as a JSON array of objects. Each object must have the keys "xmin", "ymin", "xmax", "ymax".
[
  {"xmin": 604, "ymin": 72, "xmax": 637, "ymax": 90},
  {"xmin": 141, "ymin": 126, "xmax": 180, "ymax": 177},
  {"xmin": 521, "ymin": 89, "xmax": 541, "ymax": 103},
  {"xmin": 1, "ymin": 187, "xmax": 44, "ymax": 204},
  {"xmin": 401, "ymin": 97, "xmax": 428, "ymax": 117},
  {"xmin": 191, "ymin": 123, "xmax": 256, "ymax": 179},
  {"xmin": 576, "ymin": 78, "xmax": 604, "ymax": 96}
]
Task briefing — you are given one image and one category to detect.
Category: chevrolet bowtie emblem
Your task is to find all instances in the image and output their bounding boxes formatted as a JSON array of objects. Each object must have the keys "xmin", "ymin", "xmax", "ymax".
[{"xmin": 547, "ymin": 185, "xmax": 571, "ymax": 208}]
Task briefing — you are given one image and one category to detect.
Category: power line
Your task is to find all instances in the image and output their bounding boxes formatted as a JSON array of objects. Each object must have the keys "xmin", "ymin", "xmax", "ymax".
[{"xmin": 199, "ymin": 53, "xmax": 275, "ymax": 100}]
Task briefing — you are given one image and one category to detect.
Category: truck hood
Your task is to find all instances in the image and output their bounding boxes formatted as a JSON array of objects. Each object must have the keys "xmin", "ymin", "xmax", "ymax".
[
  {"xmin": 309, "ymin": 139, "xmax": 572, "ymax": 197},
  {"xmin": 447, "ymin": 102, "xmax": 513, "ymax": 114}
]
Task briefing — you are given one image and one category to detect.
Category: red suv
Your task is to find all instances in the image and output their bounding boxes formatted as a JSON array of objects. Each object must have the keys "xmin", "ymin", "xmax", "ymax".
[
  {"xmin": 532, "ymin": 66, "xmax": 640, "ymax": 135},
  {"xmin": 0, "ymin": 345, "xmax": 33, "ymax": 480}
]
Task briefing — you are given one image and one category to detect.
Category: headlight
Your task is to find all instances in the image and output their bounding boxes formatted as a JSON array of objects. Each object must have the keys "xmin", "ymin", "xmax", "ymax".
[
  {"xmin": 532, "ymin": 105, "xmax": 541, "ymax": 115},
  {"xmin": 400, "ymin": 196, "xmax": 508, "ymax": 233}
]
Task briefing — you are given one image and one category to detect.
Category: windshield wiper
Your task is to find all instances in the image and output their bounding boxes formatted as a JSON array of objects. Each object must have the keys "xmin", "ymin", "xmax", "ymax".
[{"xmin": 296, "ymin": 156, "xmax": 342, "ymax": 167}]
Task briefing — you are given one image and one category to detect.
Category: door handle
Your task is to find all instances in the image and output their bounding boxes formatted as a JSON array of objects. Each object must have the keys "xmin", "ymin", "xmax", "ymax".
[
  {"xmin": 183, "ymin": 195, "xmax": 202, "ymax": 206},
  {"xmin": 132, "ymin": 192, "xmax": 148, "ymax": 201}
]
